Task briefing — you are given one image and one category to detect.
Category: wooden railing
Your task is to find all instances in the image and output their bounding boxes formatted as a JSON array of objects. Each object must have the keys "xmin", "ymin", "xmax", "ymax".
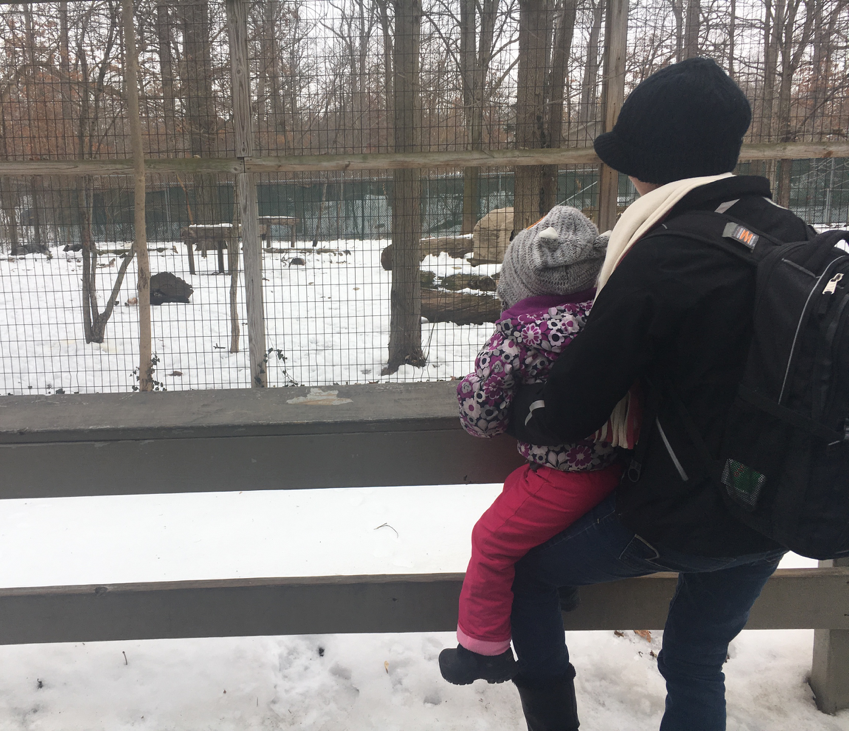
[{"xmin": 1, "ymin": 382, "xmax": 847, "ymax": 713}]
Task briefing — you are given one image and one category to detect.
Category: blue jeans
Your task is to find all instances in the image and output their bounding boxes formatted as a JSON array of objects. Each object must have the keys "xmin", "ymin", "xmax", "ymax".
[{"xmin": 510, "ymin": 493, "xmax": 785, "ymax": 731}]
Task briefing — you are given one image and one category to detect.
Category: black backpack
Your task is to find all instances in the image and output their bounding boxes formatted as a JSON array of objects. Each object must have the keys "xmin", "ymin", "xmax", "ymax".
[{"xmin": 646, "ymin": 211, "xmax": 849, "ymax": 559}]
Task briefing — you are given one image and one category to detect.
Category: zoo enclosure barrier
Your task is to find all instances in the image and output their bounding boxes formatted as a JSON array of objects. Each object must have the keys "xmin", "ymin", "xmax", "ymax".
[
  {"xmin": 0, "ymin": 382, "xmax": 847, "ymax": 714},
  {"xmin": 0, "ymin": 0, "xmax": 848, "ymax": 394}
]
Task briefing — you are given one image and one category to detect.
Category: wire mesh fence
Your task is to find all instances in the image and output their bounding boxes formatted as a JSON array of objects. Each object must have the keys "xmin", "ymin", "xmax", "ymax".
[{"xmin": 1, "ymin": 0, "xmax": 848, "ymax": 395}]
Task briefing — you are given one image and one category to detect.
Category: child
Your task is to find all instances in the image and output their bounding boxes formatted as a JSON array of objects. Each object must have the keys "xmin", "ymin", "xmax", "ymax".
[{"xmin": 439, "ymin": 206, "xmax": 630, "ymax": 685}]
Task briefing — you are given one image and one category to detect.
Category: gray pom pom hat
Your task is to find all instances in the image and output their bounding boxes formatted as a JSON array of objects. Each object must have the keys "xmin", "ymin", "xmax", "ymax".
[{"xmin": 496, "ymin": 206, "xmax": 609, "ymax": 309}]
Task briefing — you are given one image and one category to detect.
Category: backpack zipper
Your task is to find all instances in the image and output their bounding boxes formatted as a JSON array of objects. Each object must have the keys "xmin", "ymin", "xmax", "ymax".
[
  {"xmin": 824, "ymin": 272, "xmax": 844, "ymax": 295},
  {"xmin": 779, "ymin": 257, "xmax": 845, "ymax": 404}
]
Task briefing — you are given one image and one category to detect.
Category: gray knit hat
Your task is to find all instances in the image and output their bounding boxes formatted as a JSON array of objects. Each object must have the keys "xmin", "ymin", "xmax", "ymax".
[{"xmin": 496, "ymin": 206, "xmax": 608, "ymax": 308}]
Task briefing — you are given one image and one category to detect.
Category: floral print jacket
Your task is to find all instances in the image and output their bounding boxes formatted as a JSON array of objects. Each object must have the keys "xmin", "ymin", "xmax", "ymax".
[{"xmin": 457, "ymin": 293, "xmax": 617, "ymax": 472}]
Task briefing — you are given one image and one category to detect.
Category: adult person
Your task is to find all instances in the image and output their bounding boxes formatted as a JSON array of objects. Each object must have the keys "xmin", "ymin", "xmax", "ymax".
[{"xmin": 505, "ymin": 57, "xmax": 812, "ymax": 731}]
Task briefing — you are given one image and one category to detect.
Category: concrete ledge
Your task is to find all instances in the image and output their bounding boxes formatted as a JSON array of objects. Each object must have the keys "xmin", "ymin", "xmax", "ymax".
[
  {"xmin": 0, "ymin": 382, "xmax": 469, "ymax": 442},
  {"xmin": 0, "ymin": 383, "xmax": 526, "ymax": 498}
]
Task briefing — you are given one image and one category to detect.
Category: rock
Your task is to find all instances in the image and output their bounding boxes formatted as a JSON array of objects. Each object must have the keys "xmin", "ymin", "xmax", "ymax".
[
  {"xmin": 380, "ymin": 245, "xmax": 394, "ymax": 271},
  {"xmin": 150, "ymin": 272, "xmax": 193, "ymax": 305},
  {"xmin": 472, "ymin": 207, "xmax": 514, "ymax": 264},
  {"xmin": 440, "ymin": 273, "xmax": 497, "ymax": 292}
]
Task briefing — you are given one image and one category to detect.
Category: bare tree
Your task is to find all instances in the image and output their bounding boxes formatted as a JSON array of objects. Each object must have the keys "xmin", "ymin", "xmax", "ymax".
[
  {"xmin": 459, "ymin": 0, "xmax": 500, "ymax": 232},
  {"xmin": 23, "ymin": 4, "xmax": 47, "ymax": 255},
  {"xmin": 155, "ymin": 2, "xmax": 179, "ymax": 155},
  {"xmin": 806, "ymin": 0, "xmax": 849, "ymax": 138},
  {"xmin": 179, "ymin": 0, "xmax": 220, "ymax": 225},
  {"xmin": 576, "ymin": 0, "xmax": 605, "ymax": 146},
  {"xmin": 69, "ymin": 2, "xmax": 136, "ymax": 344},
  {"xmin": 773, "ymin": 0, "xmax": 815, "ymax": 205},
  {"xmin": 513, "ymin": 0, "xmax": 549, "ymax": 230},
  {"xmin": 684, "ymin": 0, "xmax": 700, "ymax": 58},
  {"xmin": 384, "ymin": 0, "xmax": 426, "ymax": 375},
  {"xmin": 542, "ymin": 0, "xmax": 579, "ymax": 210},
  {"xmin": 423, "ymin": 0, "xmax": 517, "ymax": 231}
]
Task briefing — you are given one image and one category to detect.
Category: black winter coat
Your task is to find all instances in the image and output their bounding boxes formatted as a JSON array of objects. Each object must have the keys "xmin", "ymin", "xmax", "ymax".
[{"xmin": 512, "ymin": 176, "xmax": 812, "ymax": 556}]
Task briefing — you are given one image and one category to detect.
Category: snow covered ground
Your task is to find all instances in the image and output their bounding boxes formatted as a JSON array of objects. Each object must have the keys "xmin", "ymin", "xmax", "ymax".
[
  {"xmin": 0, "ymin": 238, "xmax": 497, "ymax": 394},
  {"xmin": 1, "ymin": 239, "xmax": 849, "ymax": 729},
  {"xmin": 0, "ymin": 487, "xmax": 845, "ymax": 731}
]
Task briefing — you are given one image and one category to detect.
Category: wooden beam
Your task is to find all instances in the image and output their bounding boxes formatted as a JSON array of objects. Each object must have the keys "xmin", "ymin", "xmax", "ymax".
[
  {"xmin": 738, "ymin": 141, "xmax": 849, "ymax": 161},
  {"xmin": 597, "ymin": 0, "xmax": 629, "ymax": 232},
  {"xmin": 0, "ymin": 158, "xmax": 243, "ymax": 176},
  {"xmin": 0, "ymin": 568, "xmax": 845, "ymax": 645},
  {"xmin": 0, "ymin": 382, "xmax": 526, "ymax": 498},
  {"xmin": 1, "ymin": 142, "xmax": 844, "ymax": 178},
  {"xmin": 811, "ymin": 558, "xmax": 849, "ymax": 713}
]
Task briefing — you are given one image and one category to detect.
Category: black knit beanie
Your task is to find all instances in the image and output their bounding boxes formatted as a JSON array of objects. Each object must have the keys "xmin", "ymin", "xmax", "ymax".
[{"xmin": 593, "ymin": 57, "xmax": 751, "ymax": 185}]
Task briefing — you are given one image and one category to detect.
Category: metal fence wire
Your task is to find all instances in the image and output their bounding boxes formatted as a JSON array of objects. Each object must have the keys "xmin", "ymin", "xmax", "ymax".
[{"xmin": 1, "ymin": 0, "xmax": 848, "ymax": 394}]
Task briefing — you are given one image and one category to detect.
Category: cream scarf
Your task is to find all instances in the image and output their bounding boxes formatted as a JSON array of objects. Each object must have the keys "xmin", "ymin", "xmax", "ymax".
[{"xmin": 594, "ymin": 173, "xmax": 734, "ymax": 448}]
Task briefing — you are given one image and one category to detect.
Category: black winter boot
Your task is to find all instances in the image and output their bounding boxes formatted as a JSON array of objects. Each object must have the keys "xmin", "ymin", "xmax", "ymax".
[
  {"xmin": 438, "ymin": 644, "xmax": 518, "ymax": 685},
  {"xmin": 513, "ymin": 670, "xmax": 580, "ymax": 731}
]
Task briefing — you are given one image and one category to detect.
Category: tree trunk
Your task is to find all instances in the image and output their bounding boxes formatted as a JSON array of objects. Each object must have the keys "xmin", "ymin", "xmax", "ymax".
[
  {"xmin": 807, "ymin": 0, "xmax": 846, "ymax": 138},
  {"xmin": 597, "ymin": 0, "xmax": 628, "ymax": 232},
  {"xmin": 514, "ymin": 0, "xmax": 549, "ymax": 232},
  {"xmin": 460, "ymin": 0, "xmax": 477, "ymax": 234},
  {"xmin": 122, "ymin": 0, "xmax": 153, "ymax": 391},
  {"xmin": 181, "ymin": 0, "xmax": 220, "ymax": 225},
  {"xmin": 420, "ymin": 290, "xmax": 501, "ymax": 326},
  {"xmin": 752, "ymin": 0, "xmax": 781, "ymax": 181},
  {"xmin": 542, "ymin": 0, "xmax": 578, "ymax": 211},
  {"xmin": 156, "ymin": 3, "xmax": 178, "ymax": 155},
  {"xmin": 384, "ymin": 0, "xmax": 425, "ymax": 375},
  {"xmin": 683, "ymin": 0, "xmax": 700, "ymax": 58},
  {"xmin": 258, "ymin": 0, "xmax": 286, "ymax": 143},
  {"xmin": 23, "ymin": 5, "xmax": 47, "ymax": 254},
  {"xmin": 78, "ymin": 179, "xmax": 99, "ymax": 343},
  {"xmin": 672, "ymin": 0, "xmax": 684, "ymax": 61},
  {"xmin": 577, "ymin": 0, "xmax": 604, "ymax": 144},
  {"xmin": 775, "ymin": 0, "xmax": 796, "ymax": 207},
  {"xmin": 728, "ymin": 0, "xmax": 736, "ymax": 78},
  {"xmin": 0, "ymin": 180, "xmax": 21, "ymax": 256},
  {"xmin": 352, "ymin": 0, "xmax": 370, "ymax": 154},
  {"xmin": 229, "ymin": 174, "xmax": 241, "ymax": 354},
  {"xmin": 0, "ymin": 112, "xmax": 21, "ymax": 254},
  {"xmin": 286, "ymin": 7, "xmax": 305, "ymax": 153},
  {"xmin": 59, "ymin": 1, "xmax": 78, "ymax": 239},
  {"xmin": 775, "ymin": 0, "xmax": 815, "ymax": 207},
  {"xmin": 377, "ymin": 0, "xmax": 394, "ymax": 139},
  {"xmin": 72, "ymin": 3, "xmax": 123, "ymax": 344}
]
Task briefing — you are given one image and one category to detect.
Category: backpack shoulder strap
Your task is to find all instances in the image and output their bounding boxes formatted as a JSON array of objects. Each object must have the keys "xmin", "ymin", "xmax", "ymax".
[{"xmin": 641, "ymin": 208, "xmax": 782, "ymax": 264}]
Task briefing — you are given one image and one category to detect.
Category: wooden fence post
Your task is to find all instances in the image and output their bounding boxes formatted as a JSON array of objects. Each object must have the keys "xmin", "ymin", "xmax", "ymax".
[
  {"xmin": 226, "ymin": 0, "xmax": 267, "ymax": 387},
  {"xmin": 597, "ymin": 0, "xmax": 628, "ymax": 233},
  {"xmin": 811, "ymin": 556, "xmax": 849, "ymax": 713}
]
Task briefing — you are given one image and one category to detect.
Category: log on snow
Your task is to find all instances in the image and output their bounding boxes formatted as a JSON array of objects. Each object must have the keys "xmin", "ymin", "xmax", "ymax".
[{"xmin": 420, "ymin": 290, "xmax": 501, "ymax": 326}]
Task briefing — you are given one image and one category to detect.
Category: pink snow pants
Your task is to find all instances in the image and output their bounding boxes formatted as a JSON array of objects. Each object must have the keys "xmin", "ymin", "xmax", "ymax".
[{"xmin": 457, "ymin": 461, "xmax": 622, "ymax": 655}]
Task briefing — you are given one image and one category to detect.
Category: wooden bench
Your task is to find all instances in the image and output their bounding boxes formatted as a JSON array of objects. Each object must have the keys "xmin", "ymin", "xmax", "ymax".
[
  {"xmin": 0, "ymin": 382, "xmax": 847, "ymax": 713},
  {"xmin": 259, "ymin": 215, "xmax": 299, "ymax": 248},
  {"xmin": 179, "ymin": 224, "xmax": 268, "ymax": 274}
]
